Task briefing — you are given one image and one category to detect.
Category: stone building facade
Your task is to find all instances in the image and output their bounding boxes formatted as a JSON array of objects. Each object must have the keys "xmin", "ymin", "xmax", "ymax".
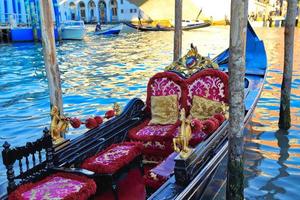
[{"xmin": 0, "ymin": 0, "xmax": 141, "ymax": 26}]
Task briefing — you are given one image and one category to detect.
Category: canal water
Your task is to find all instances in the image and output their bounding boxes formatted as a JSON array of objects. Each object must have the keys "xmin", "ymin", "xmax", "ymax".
[{"xmin": 0, "ymin": 26, "xmax": 299, "ymax": 199}]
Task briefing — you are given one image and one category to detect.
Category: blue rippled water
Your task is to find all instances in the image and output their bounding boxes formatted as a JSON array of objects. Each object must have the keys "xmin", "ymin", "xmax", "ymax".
[
  {"xmin": 244, "ymin": 28, "xmax": 300, "ymax": 200},
  {"xmin": 0, "ymin": 26, "xmax": 299, "ymax": 199}
]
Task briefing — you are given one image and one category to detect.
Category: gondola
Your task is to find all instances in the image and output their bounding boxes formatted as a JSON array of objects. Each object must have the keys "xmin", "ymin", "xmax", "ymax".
[
  {"xmin": 124, "ymin": 21, "xmax": 211, "ymax": 32},
  {"xmin": 1, "ymin": 22, "xmax": 267, "ymax": 200},
  {"xmin": 94, "ymin": 24, "xmax": 123, "ymax": 35}
]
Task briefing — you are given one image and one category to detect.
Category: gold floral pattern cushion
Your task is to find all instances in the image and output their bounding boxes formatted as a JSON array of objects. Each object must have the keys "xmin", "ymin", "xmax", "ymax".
[
  {"xmin": 190, "ymin": 96, "xmax": 227, "ymax": 120},
  {"xmin": 149, "ymin": 95, "xmax": 179, "ymax": 125}
]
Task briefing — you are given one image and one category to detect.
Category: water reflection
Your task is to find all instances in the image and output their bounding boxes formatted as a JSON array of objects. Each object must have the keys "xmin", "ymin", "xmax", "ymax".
[
  {"xmin": 244, "ymin": 28, "xmax": 300, "ymax": 200},
  {"xmin": 262, "ymin": 130, "xmax": 289, "ymax": 199},
  {"xmin": 0, "ymin": 27, "xmax": 299, "ymax": 200}
]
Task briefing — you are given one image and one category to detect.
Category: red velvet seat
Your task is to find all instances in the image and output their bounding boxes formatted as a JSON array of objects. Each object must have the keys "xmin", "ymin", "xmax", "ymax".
[
  {"xmin": 186, "ymin": 69, "xmax": 229, "ymax": 143},
  {"xmin": 9, "ymin": 173, "xmax": 97, "ymax": 200},
  {"xmin": 81, "ymin": 142, "xmax": 143, "ymax": 174},
  {"xmin": 129, "ymin": 119, "xmax": 180, "ymax": 157},
  {"xmin": 128, "ymin": 72, "xmax": 187, "ymax": 161}
]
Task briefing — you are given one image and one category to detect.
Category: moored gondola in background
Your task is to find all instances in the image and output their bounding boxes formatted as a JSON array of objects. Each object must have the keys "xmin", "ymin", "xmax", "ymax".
[{"xmin": 123, "ymin": 21, "xmax": 211, "ymax": 32}]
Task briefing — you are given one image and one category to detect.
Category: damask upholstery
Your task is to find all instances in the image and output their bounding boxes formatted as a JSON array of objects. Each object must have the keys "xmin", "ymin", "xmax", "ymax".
[
  {"xmin": 130, "ymin": 69, "xmax": 229, "ymax": 161},
  {"xmin": 129, "ymin": 72, "xmax": 186, "ymax": 158},
  {"xmin": 145, "ymin": 72, "xmax": 188, "ymax": 113},
  {"xmin": 129, "ymin": 120, "xmax": 180, "ymax": 157},
  {"xmin": 186, "ymin": 69, "xmax": 229, "ymax": 142},
  {"xmin": 81, "ymin": 142, "xmax": 143, "ymax": 174},
  {"xmin": 9, "ymin": 173, "xmax": 96, "ymax": 200},
  {"xmin": 186, "ymin": 69, "xmax": 229, "ymax": 111}
]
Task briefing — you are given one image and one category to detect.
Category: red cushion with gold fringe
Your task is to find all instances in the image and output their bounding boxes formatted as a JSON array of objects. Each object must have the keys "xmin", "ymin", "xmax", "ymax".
[
  {"xmin": 129, "ymin": 120, "xmax": 180, "ymax": 142},
  {"xmin": 128, "ymin": 120, "xmax": 180, "ymax": 157},
  {"xmin": 81, "ymin": 142, "xmax": 143, "ymax": 174},
  {"xmin": 9, "ymin": 172, "xmax": 96, "ymax": 200}
]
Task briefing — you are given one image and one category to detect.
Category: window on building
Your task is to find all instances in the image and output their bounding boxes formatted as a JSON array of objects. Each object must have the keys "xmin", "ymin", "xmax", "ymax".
[
  {"xmin": 134, "ymin": 9, "xmax": 137, "ymax": 13},
  {"xmin": 130, "ymin": 9, "xmax": 133, "ymax": 13},
  {"xmin": 121, "ymin": 0, "xmax": 123, "ymax": 4},
  {"xmin": 121, "ymin": 9, "xmax": 124, "ymax": 14},
  {"xmin": 112, "ymin": 7, "xmax": 118, "ymax": 16},
  {"xmin": 111, "ymin": 0, "xmax": 117, "ymax": 17}
]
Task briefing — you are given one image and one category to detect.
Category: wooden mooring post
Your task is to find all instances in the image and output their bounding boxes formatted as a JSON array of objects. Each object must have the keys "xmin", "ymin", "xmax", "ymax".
[
  {"xmin": 30, "ymin": 0, "xmax": 38, "ymax": 41},
  {"xmin": 173, "ymin": 0, "xmax": 182, "ymax": 61},
  {"xmin": 39, "ymin": 0, "xmax": 64, "ymax": 136},
  {"xmin": 227, "ymin": 0, "xmax": 248, "ymax": 199},
  {"xmin": 279, "ymin": 0, "xmax": 298, "ymax": 130}
]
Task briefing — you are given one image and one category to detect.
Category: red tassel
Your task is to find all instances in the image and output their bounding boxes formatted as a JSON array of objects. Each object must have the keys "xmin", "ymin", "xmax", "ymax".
[
  {"xmin": 70, "ymin": 118, "xmax": 81, "ymax": 129},
  {"xmin": 105, "ymin": 110, "xmax": 115, "ymax": 119},
  {"xmin": 202, "ymin": 119, "xmax": 217, "ymax": 135},
  {"xmin": 209, "ymin": 117, "xmax": 220, "ymax": 128},
  {"xmin": 191, "ymin": 119, "xmax": 203, "ymax": 132},
  {"xmin": 85, "ymin": 118, "xmax": 98, "ymax": 129},
  {"xmin": 213, "ymin": 113, "xmax": 226, "ymax": 124},
  {"xmin": 94, "ymin": 116, "xmax": 103, "ymax": 125}
]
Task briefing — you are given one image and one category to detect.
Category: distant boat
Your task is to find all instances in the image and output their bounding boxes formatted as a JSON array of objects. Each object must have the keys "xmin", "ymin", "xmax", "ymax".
[
  {"xmin": 124, "ymin": 20, "xmax": 210, "ymax": 31},
  {"xmin": 61, "ymin": 21, "xmax": 86, "ymax": 40},
  {"xmin": 126, "ymin": 0, "xmax": 211, "ymax": 32},
  {"xmin": 94, "ymin": 24, "xmax": 123, "ymax": 35}
]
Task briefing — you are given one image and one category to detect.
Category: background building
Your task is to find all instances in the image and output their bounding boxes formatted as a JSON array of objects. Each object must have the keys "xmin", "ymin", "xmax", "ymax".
[
  {"xmin": 0, "ymin": 0, "xmax": 141, "ymax": 26},
  {"xmin": 59, "ymin": 0, "xmax": 141, "ymax": 23}
]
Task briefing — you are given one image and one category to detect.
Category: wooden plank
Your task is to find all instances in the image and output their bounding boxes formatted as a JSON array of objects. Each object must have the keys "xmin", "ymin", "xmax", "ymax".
[
  {"xmin": 279, "ymin": 0, "xmax": 298, "ymax": 130},
  {"xmin": 39, "ymin": 0, "xmax": 63, "ymax": 131},
  {"xmin": 173, "ymin": 0, "xmax": 182, "ymax": 61},
  {"xmin": 227, "ymin": 0, "xmax": 248, "ymax": 199}
]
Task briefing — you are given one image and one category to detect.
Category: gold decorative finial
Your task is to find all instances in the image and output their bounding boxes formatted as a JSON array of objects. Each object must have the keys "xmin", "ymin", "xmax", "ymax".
[
  {"xmin": 165, "ymin": 44, "xmax": 219, "ymax": 77},
  {"xmin": 173, "ymin": 108, "xmax": 192, "ymax": 159},
  {"xmin": 50, "ymin": 106, "xmax": 68, "ymax": 144}
]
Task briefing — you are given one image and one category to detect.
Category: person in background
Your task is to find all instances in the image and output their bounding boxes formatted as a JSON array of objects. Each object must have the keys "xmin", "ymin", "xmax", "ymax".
[
  {"xmin": 95, "ymin": 22, "xmax": 101, "ymax": 32},
  {"xmin": 138, "ymin": 11, "xmax": 142, "ymax": 27}
]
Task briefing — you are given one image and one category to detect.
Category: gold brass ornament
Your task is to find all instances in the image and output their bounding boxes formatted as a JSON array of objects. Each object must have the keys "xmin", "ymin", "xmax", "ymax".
[
  {"xmin": 165, "ymin": 44, "xmax": 219, "ymax": 77},
  {"xmin": 50, "ymin": 106, "xmax": 69, "ymax": 145},
  {"xmin": 113, "ymin": 102, "xmax": 121, "ymax": 116},
  {"xmin": 173, "ymin": 108, "xmax": 193, "ymax": 159}
]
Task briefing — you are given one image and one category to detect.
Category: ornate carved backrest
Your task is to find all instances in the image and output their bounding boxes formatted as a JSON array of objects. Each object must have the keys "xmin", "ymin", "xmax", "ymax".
[
  {"xmin": 185, "ymin": 69, "xmax": 229, "ymax": 111},
  {"xmin": 2, "ymin": 128, "xmax": 53, "ymax": 193},
  {"xmin": 145, "ymin": 72, "xmax": 188, "ymax": 113}
]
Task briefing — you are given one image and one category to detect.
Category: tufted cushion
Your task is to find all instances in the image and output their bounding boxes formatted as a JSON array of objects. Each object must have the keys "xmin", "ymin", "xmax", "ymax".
[
  {"xmin": 81, "ymin": 142, "xmax": 143, "ymax": 174},
  {"xmin": 149, "ymin": 95, "xmax": 179, "ymax": 125},
  {"xmin": 190, "ymin": 96, "xmax": 227, "ymax": 120},
  {"xmin": 9, "ymin": 173, "xmax": 96, "ymax": 200}
]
